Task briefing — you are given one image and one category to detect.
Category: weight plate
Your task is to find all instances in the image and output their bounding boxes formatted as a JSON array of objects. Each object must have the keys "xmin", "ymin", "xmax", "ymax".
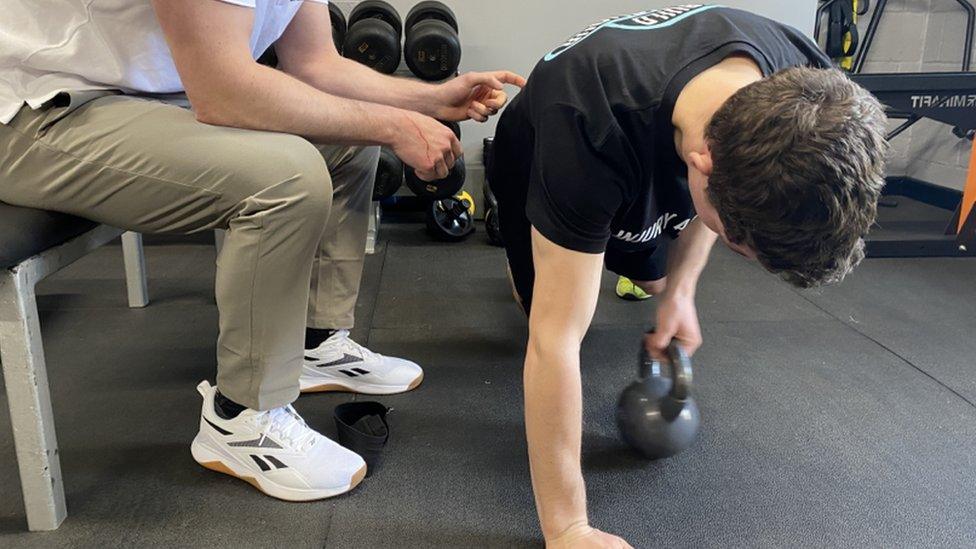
[
  {"xmin": 329, "ymin": 3, "xmax": 347, "ymax": 53},
  {"xmin": 344, "ymin": 18, "xmax": 402, "ymax": 74},
  {"xmin": 348, "ymin": 0, "xmax": 403, "ymax": 39},
  {"xmin": 427, "ymin": 196, "xmax": 475, "ymax": 242},
  {"xmin": 405, "ymin": 0, "xmax": 458, "ymax": 33},
  {"xmin": 405, "ymin": 157, "xmax": 466, "ymax": 200},
  {"xmin": 406, "ymin": 19, "xmax": 462, "ymax": 81},
  {"xmin": 373, "ymin": 148, "xmax": 404, "ymax": 201}
]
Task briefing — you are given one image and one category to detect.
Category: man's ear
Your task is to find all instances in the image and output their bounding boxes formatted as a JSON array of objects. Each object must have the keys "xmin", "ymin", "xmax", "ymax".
[{"xmin": 687, "ymin": 148, "xmax": 713, "ymax": 177}]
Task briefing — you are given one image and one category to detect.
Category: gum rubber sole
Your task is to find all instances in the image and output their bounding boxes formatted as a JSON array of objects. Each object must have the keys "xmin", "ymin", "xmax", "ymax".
[
  {"xmin": 197, "ymin": 459, "xmax": 367, "ymax": 502},
  {"xmin": 300, "ymin": 372, "xmax": 425, "ymax": 395},
  {"xmin": 616, "ymin": 292, "xmax": 651, "ymax": 302}
]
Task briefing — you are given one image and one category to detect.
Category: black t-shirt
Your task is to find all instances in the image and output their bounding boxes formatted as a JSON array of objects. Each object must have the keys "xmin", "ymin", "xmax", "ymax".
[{"xmin": 515, "ymin": 4, "xmax": 833, "ymax": 254}]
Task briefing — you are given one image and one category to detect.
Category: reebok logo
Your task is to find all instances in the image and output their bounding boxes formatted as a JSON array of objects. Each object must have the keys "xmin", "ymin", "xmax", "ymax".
[
  {"xmin": 229, "ymin": 437, "xmax": 283, "ymax": 450},
  {"xmin": 307, "ymin": 353, "xmax": 362, "ymax": 368}
]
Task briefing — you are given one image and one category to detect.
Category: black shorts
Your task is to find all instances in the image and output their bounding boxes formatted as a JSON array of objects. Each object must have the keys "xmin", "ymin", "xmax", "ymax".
[{"xmin": 490, "ymin": 95, "xmax": 670, "ymax": 313}]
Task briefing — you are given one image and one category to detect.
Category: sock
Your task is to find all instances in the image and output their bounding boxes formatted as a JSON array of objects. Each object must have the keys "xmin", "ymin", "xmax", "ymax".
[
  {"xmin": 305, "ymin": 328, "xmax": 338, "ymax": 350},
  {"xmin": 214, "ymin": 391, "xmax": 247, "ymax": 420}
]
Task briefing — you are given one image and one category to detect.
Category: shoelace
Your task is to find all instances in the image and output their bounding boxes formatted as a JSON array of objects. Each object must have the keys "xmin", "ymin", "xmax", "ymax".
[
  {"xmin": 333, "ymin": 329, "xmax": 380, "ymax": 362},
  {"xmin": 257, "ymin": 406, "xmax": 318, "ymax": 451}
]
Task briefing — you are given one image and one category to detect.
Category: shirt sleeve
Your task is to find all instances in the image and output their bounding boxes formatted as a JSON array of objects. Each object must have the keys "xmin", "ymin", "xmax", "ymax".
[{"xmin": 525, "ymin": 103, "xmax": 630, "ymax": 254}]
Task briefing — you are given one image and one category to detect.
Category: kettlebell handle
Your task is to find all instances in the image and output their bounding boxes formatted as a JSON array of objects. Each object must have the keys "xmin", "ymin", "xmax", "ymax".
[
  {"xmin": 639, "ymin": 335, "xmax": 693, "ymax": 400},
  {"xmin": 666, "ymin": 341, "xmax": 692, "ymax": 401}
]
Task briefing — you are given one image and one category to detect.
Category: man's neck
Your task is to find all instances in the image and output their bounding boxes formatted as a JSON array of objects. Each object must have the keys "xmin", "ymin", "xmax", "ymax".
[{"xmin": 672, "ymin": 55, "xmax": 764, "ymax": 161}]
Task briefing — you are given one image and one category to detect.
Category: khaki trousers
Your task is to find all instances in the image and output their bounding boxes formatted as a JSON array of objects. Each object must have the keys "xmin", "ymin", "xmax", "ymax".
[{"xmin": 0, "ymin": 93, "xmax": 378, "ymax": 410}]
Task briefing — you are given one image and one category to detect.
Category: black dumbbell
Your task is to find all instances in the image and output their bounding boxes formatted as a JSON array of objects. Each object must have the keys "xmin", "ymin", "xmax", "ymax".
[
  {"xmin": 404, "ymin": 1, "xmax": 461, "ymax": 81},
  {"xmin": 344, "ymin": 0, "xmax": 403, "ymax": 74},
  {"xmin": 258, "ymin": 3, "xmax": 347, "ymax": 67},
  {"xmin": 330, "ymin": 2, "xmax": 349, "ymax": 55},
  {"xmin": 404, "ymin": 120, "xmax": 465, "ymax": 199},
  {"xmin": 427, "ymin": 192, "xmax": 475, "ymax": 242},
  {"xmin": 373, "ymin": 147, "xmax": 404, "ymax": 201}
]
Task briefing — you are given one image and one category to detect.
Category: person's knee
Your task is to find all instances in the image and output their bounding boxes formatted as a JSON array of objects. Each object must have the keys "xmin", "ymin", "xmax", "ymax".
[
  {"xmin": 236, "ymin": 136, "xmax": 333, "ymax": 223},
  {"xmin": 635, "ymin": 277, "xmax": 667, "ymax": 295}
]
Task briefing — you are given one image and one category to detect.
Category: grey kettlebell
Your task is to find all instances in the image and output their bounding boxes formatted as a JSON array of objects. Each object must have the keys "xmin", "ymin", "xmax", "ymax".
[{"xmin": 616, "ymin": 339, "xmax": 700, "ymax": 459}]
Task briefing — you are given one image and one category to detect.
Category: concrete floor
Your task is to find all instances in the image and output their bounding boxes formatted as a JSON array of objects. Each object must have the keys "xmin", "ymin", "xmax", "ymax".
[{"xmin": 1, "ymin": 220, "xmax": 975, "ymax": 548}]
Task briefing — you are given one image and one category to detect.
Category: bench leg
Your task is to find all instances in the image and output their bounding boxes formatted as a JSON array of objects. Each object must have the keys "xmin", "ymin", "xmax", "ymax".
[
  {"xmin": 0, "ymin": 268, "xmax": 67, "ymax": 531},
  {"xmin": 121, "ymin": 232, "xmax": 148, "ymax": 308}
]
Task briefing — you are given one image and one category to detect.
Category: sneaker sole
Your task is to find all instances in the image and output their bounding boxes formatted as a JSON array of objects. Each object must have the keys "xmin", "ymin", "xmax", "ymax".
[
  {"xmin": 615, "ymin": 291, "xmax": 651, "ymax": 301},
  {"xmin": 300, "ymin": 372, "xmax": 424, "ymax": 395},
  {"xmin": 191, "ymin": 439, "xmax": 366, "ymax": 501}
]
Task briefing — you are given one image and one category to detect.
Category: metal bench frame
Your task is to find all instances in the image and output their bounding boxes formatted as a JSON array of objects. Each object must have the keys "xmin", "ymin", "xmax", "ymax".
[{"xmin": 0, "ymin": 227, "xmax": 147, "ymax": 531}]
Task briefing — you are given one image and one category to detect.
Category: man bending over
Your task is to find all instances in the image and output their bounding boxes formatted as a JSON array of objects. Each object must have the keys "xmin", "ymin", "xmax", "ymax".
[{"xmin": 489, "ymin": 5, "xmax": 887, "ymax": 547}]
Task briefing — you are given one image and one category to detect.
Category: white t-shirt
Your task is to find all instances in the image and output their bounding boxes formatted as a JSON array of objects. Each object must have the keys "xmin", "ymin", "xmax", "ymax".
[{"xmin": 0, "ymin": 0, "xmax": 327, "ymax": 124}]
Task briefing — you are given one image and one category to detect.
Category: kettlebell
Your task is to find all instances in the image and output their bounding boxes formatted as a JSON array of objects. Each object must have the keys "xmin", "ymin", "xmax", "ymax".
[{"xmin": 616, "ymin": 338, "xmax": 700, "ymax": 459}]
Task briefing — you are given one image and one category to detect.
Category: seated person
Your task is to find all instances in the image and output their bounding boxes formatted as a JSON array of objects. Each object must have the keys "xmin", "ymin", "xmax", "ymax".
[
  {"xmin": 489, "ymin": 5, "xmax": 887, "ymax": 547},
  {"xmin": 0, "ymin": 0, "xmax": 522, "ymax": 501}
]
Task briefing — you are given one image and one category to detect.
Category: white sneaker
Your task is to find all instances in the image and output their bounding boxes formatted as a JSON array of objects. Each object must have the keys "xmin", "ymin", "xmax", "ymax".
[
  {"xmin": 300, "ymin": 330, "xmax": 424, "ymax": 395},
  {"xmin": 190, "ymin": 381, "xmax": 366, "ymax": 501}
]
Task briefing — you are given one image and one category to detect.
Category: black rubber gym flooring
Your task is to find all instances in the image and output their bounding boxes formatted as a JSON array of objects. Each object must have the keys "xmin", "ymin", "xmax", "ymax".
[{"xmin": 2, "ymin": 218, "xmax": 975, "ymax": 547}]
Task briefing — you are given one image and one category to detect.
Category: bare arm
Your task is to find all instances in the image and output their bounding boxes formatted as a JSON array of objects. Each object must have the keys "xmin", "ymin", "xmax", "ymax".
[
  {"xmin": 664, "ymin": 217, "xmax": 718, "ymax": 298},
  {"xmin": 647, "ymin": 218, "xmax": 717, "ymax": 357},
  {"xmin": 525, "ymin": 229, "xmax": 631, "ymax": 548},
  {"xmin": 151, "ymin": 0, "xmax": 459, "ymax": 178},
  {"xmin": 273, "ymin": 2, "xmax": 525, "ymax": 122}
]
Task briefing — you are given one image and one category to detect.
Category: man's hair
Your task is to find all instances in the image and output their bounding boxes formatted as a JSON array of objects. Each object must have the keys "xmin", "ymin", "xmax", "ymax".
[{"xmin": 705, "ymin": 66, "xmax": 889, "ymax": 288}]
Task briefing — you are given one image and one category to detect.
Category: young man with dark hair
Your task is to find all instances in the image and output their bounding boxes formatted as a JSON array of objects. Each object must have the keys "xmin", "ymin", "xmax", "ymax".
[{"xmin": 489, "ymin": 5, "xmax": 887, "ymax": 547}]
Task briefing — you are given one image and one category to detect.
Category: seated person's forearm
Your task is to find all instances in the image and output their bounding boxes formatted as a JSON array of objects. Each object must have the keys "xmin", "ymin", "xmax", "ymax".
[
  {"xmin": 283, "ymin": 56, "xmax": 442, "ymax": 118},
  {"xmin": 192, "ymin": 63, "xmax": 406, "ymax": 146},
  {"xmin": 524, "ymin": 338, "xmax": 588, "ymax": 540}
]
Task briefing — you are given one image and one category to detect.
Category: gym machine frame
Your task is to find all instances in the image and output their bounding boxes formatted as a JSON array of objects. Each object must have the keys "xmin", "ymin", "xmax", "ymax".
[{"xmin": 816, "ymin": 0, "xmax": 976, "ymax": 257}]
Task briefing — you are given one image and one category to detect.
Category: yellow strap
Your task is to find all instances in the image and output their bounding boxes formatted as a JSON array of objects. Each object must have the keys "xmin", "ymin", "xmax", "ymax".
[{"xmin": 840, "ymin": 0, "xmax": 858, "ymax": 70}]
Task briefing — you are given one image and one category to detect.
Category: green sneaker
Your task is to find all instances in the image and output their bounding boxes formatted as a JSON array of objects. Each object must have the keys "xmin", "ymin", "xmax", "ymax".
[{"xmin": 615, "ymin": 276, "xmax": 652, "ymax": 301}]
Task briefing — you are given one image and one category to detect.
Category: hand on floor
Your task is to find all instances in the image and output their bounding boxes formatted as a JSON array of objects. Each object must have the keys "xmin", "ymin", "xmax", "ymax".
[{"xmin": 547, "ymin": 524, "xmax": 633, "ymax": 549}]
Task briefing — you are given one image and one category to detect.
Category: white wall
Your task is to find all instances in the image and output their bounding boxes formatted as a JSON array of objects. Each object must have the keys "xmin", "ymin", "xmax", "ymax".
[{"xmin": 333, "ymin": 0, "xmax": 819, "ymax": 193}]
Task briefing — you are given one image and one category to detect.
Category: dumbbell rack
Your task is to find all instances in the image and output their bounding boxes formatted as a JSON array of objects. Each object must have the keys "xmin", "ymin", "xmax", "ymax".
[
  {"xmin": 337, "ymin": 0, "xmax": 470, "ymax": 250},
  {"xmin": 368, "ymin": 65, "xmax": 466, "ymax": 252}
]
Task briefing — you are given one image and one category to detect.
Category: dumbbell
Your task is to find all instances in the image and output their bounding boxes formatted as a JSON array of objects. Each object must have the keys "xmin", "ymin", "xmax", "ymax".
[
  {"xmin": 404, "ymin": 1, "xmax": 461, "ymax": 81},
  {"xmin": 404, "ymin": 120, "xmax": 466, "ymax": 200},
  {"xmin": 373, "ymin": 148, "xmax": 404, "ymax": 201},
  {"xmin": 257, "ymin": 3, "xmax": 347, "ymax": 67},
  {"xmin": 344, "ymin": 0, "xmax": 403, "ymax": 74},
  {"xmin": 330, "ymin": 3, "xmax": 349, "ymax": 54}
]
